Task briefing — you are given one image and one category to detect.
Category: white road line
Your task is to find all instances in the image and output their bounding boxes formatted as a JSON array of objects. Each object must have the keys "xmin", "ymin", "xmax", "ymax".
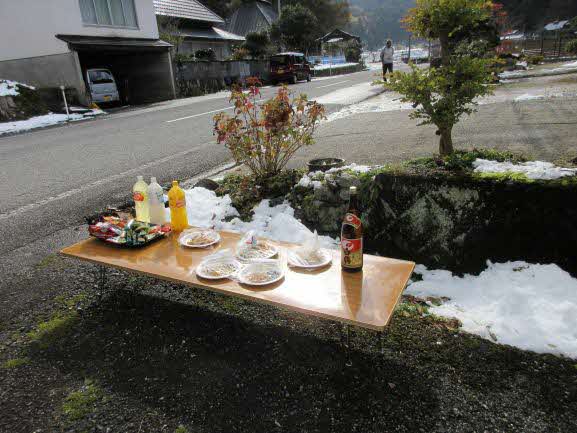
[
  {"xmin": 0, "ymin": 142, "xmax": 228, "ymax": 221},
  {"xmin": 166, "ymin": 107, "xmax": 234, "ymax": 123},
  {"xmin": 316, "ymin": 80, "xmax": 351, "ymax": 89}
]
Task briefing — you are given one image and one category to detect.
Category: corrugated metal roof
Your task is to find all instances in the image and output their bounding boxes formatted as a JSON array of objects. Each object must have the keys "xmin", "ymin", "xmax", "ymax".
[
  {"xmin": 153, "ymin": 0, "xmax": 224, "ymax": 24},
  {"xmin": 256, "ymin": 1, "xmax": 277, "ymax": 25},
  {"xmin": 180, "ymin": 27, "xmax": 245, "ymax": 41},
  {"xmin": 227, "ymin": 1, "xmax": 278, "ymax": 37}
]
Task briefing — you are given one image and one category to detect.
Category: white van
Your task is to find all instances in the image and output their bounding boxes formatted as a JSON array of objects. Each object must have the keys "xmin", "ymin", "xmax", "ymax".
[{"xmin": 86, "ymin": 68, "xmax": 120, "ymax": 104}]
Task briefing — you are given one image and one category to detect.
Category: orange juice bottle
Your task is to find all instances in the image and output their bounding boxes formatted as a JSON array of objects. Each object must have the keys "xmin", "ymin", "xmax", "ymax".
[{"xmin": 168, "ymin": 181, "xmax": 188, "ymax": 232}]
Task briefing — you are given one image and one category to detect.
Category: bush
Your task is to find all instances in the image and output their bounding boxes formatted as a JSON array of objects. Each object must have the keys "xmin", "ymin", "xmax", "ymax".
[
  {"xmin": 231, "ymin": 47, "xmax": 250, "ymax": 61},
  {"xmin": 195, "ymin": 48, "xmax": 216, "ymax": 61},
  {"xmin": 526, "ymin": 54, "xmax": 543, "ymax": 65},
  {"xmin": 566, "ymin": 39, "xmax": 577, "ymax": 55},
  {"xmin": 344, "ymin": 40, "xmax": 363, "ymax": 63},
  {"xmin": 214, "ymin": 81, "xmax": 325, "ymax": 179},
  {"xmin": 243, "ymin": 31, "xmax": 272, "ymax": 59},
  {"xmin": 173, "ymin": 53, "xmax": 194, "ymax": 66}
]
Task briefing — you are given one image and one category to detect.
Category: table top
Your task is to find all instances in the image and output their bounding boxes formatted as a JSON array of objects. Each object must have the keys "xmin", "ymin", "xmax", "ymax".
[{"xmin": 60, "ymin": 231, "xmax": 415, "ymax": 331}]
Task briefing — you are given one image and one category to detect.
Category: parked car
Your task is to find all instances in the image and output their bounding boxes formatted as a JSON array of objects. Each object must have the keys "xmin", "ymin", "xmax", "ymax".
[
  {"xmin": 269, "ymin": 53, "xmax": 312, "ymax": 85},
  {"xmin": 86, "ymin": 68, "xmax": 120, "ymax": 104}
]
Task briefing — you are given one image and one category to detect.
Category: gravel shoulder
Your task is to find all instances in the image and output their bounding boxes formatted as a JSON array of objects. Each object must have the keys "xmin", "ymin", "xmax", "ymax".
[{"xmin": 0, "ymin": 239, "xmax": 576, "ymax": 433}]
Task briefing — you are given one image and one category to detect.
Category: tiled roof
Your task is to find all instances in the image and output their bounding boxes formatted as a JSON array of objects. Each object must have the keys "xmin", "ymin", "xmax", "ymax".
[
  {"xmin": 153, "ymin": 0, "xmax": 224, "ymax": 24},
  {"xmin": 227, "ymin": 1, "xmax": 278, "ymax": 37}
]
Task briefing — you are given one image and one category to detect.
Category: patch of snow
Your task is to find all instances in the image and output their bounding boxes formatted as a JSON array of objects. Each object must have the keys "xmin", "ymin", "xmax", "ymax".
[
  {"xmin": 562, "ymin": 60, "xmax": 577, "ymax": 68},
  {"xmin": 313, "ymin": 62, "xmax": 358, "ymax": 71},
  {"xmin": 313, "ymin": 82, "xmax": 384, "ymax": 105},
  {"xmin": 516, "ymin": 61, "xmax": 528, "ymax": 69},
  {"xmin": 407, "ymin": 261, "xmax": 577, "ymax": 359},
  {"xmin": 325, "ymin": 93, "xmax": 413, "ymax": 122},
  {"xmin": 295, "ymin": 164, "xmax": 375, "ymax": 191},
  {"xmin": 473, "ymin": 159, "xmax": 577, "ymax": 180},
  {"xmin": 173, "ymin": 187, "xmax": 338, "ymax": 248},
  {"xmin": 0, "ymin": 109, "xmax": 104, "ymax": 135},
  {"xmin": 544, "ymin": 20, "xmax": 568, "ymax": 31},
  {"xmin": 0, "ymin": 79, "xmax": 35, "ymax": 97},
  {"xmin": 514, "ymin": 93, "xmax": 544, "ymax": 102}
]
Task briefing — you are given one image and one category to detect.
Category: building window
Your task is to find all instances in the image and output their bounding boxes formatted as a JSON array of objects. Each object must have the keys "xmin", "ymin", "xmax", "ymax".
[{"xmin": 79, "ymin": 0, "xmax": 138, "ymax": 28}]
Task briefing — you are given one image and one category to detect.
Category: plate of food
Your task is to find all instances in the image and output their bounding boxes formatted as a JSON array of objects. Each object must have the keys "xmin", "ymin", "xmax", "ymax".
[
  {"xmin": 238, "ymin": 263, "xmax": 284, "ymax": 286},
  {"xmin": 196, "ymin": 259, "xmax": 241, "ymax": 280},
  {"xmin": 236, "ymin": 241, "xmax": 278, "ymax": 261},
  {"xmin": 88, "ymin": 214, "xmax": 170, "ymax": 247},
  {"xmin": 287, "ymin": 248, "xmax": 332, "ymax": 269},
  {"xmin": 179, "ymin": 229, "xmax": 220, "ymax": 248}
]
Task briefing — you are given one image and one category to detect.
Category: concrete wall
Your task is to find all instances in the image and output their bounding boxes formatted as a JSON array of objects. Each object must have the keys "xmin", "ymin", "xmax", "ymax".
[
  {"xmin": 176, "ymin": 60, "xmax": 269, "ymax": 81},
  {"xmin": 0, "ymin": 52, "xmax": 84, "ymax": 89},
  {"xmin": 0, "ymin": 0, "xmax": 159, "ymax": 61}
]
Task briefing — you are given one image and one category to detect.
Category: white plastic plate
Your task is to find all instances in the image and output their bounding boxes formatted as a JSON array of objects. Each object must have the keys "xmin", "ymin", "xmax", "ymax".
[
  {"xmin": 237, "ymin": 263, "xmax": 284, "ymax": 286},
  {"xmin": 179, "ymin": 230, "xmax": 220, "ymax": 248},
  {"xmin": 287, "ymin": 249, "xmax": 332, "ymax": 269},
  {"xmin": 196, "ymin": 259, "xmax": 241, "ymax": 280}
]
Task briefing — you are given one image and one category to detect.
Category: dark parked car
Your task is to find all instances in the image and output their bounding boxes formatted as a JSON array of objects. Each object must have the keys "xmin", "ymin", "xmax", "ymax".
[{"xmin": 269, "ymin": 52, "xmax": 312, "ymax": 85}]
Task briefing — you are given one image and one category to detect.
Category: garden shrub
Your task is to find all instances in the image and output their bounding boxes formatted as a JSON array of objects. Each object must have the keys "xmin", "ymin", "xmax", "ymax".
[
  {"xmin": 195, "ymin": 48, "xmax": 216, "ymax": 61},
  {"xmin": 526, "ymin": 54, "xmax": 543, "ymax": 65},
  {"xmin": 566, "ymin": 40, "xmax": 577, "ymax": 55},
  {"xmin": 214, "ymin": 81, "xmax": 325, "ymax": 179}
]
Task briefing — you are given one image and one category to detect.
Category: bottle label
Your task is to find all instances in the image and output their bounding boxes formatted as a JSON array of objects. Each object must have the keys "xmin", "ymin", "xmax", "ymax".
[
  {"xmin": 172, "ymin": 199, "xmax": 185, "ymax": 209},
  {"xmin": 341, "ymin": 238, "xmax": 363, "ymax": 268},
  {"xmin": 344, "ymin": 213, "xmax": 361, "ymax": 229},
  {"xmin": 133, "ymin": 192, "xmax": 144, "ymax": 202}
]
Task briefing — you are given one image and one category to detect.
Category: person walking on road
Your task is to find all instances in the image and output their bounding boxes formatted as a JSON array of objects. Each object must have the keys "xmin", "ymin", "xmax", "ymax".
[{"xmin": 381, "ymin": 40, "xmax": 394, "ymax": 81}]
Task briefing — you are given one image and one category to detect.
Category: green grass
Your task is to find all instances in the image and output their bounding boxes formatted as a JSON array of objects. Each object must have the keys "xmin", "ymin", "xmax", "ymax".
[
  {"xmin": 2, "ymin": 357, "xmax": 29, "ymax": 369},
  {"xmin": 36, "ymin": 254, "xmax": 62, "ymax": 269},
  {"xmin": 27, "ymin": 311, "xmax": 78, "ymax": 349},
  {"xmin": 62, "ymin": 379, "xmax": 103, "ymax": 422},
  {"xmin": 174, "ymin": 426, "xmax": 190, "ymax": 433},
  {"xmin": 406, "ymin": 148, "xmax": 528, "ymax": 172},
  {"xmin": 54, "ymin": 293, "xmax": 88, "ymax": 309}
]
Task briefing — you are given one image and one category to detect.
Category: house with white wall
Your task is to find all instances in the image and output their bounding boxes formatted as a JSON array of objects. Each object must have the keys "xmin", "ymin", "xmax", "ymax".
[
  {"xmin": 154, "ymin": 0, "xmax": 245, "ymax": 60},
  {"xmin": 0, "ymin": 0, "xmax": 176, "ymax": 105}
]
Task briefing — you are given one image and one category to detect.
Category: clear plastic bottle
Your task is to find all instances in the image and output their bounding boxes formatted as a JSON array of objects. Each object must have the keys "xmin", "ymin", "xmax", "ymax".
[
  {"xmin": 168, "ymin": 180, "xmax": 188, "ymax": 232},
  {"xmin": 148, "ymin": 177, "xmax": 166, "ymax": 225},
  {"xmin": 132, "ymin": 176, "xmax": 149, "ymax": 222}
]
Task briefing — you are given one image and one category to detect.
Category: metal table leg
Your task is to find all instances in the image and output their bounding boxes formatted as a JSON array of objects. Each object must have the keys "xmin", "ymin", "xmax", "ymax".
[
  {"xmin": 340, "ymin": 323, "xmax": 352, "ymax": 367},
  {"xmin": 97, "ymin": 265, "xmax": 107, "ymax": 300}
]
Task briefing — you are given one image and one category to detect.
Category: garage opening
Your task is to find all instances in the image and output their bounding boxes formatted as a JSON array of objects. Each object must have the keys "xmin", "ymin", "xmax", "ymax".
[{"xmin": 57, "ymin": 35, "xmax": 175, "ymax": 106}]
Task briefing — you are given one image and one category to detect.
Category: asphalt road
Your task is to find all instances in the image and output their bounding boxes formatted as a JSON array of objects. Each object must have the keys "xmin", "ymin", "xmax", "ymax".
[{"xmin": 0, "ymin": 68, "xmax": 382, "ymax": 257}]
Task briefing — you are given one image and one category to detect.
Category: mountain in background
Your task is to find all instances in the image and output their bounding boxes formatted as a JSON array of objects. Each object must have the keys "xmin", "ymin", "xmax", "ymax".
[
  {"xmin": 345, "ymin": 0, "xmax": 577, "ymax": 50},
  {"xmin": 346, "ymin": 0, "xmax": 414, "ymax": 49},
  {"xmin": 499, "ymin": 0, "xmax": 577, "ymax": 31}
]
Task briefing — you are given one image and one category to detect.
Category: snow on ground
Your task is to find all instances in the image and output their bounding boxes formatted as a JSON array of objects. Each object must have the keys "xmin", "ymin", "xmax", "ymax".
[
  {"xmin": 500, "ymin": 61, "xmax": 577, "ymax": 79},
  {"xmin": 407, "ymin": 262, "xmax": 577, "ymax": 359},
  {"xmin": 175, "ymin": 187, "xmax": 338, "ymax": 248},
  {"xmin": 177, "ymin": 187, "xmax": 577, "ymax": 358},
  {"xmin": 314, "ymin": 82, "xmax": 384, "ymax": 105},
  {"xmin": 313, "ymin": 62, "xmax": 358, "ymax": 71},
  {"xmin": 0, "ymin": 79, "xmax": 34, "ymax": 97},
  {"xmin": 514, "ymin": 93, "xmax": 544, "ymax": 101},
  {"xmin": 473, "ymin": 158, "xmax": 577, "ymax": 180},
  {"xmin": 325, "ymin": 92, "xmax": 413, "ymax": 122},
  {"xmin": 0, "ymin": 109, "xmax": 104, "ymax": 135},
  {"xmin": 297, "ymin": 164, "xmax": 373, "ymax": 189}
]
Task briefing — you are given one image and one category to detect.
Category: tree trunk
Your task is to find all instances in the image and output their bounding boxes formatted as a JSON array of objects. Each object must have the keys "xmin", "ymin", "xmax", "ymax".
[
  {"xmin": 439, "ymin": 34, "xmax": 450, "ymax": 67},
  {"xmin": 439, "ymin": 127, "xmax": 454, "ymax": 156}
]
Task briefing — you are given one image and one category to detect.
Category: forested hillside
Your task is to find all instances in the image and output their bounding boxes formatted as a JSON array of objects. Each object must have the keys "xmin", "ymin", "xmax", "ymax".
[
  {"xmin": 197, "ymin": 0, "xmax": 577, "ymax": 50},
  {"xmin": 499, "ymin": 0, "xmax": 577, "ymax": 30}
]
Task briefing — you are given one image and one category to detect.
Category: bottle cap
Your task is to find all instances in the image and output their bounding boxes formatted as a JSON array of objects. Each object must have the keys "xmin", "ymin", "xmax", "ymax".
[
  {"xmin": 151, "ymin": 177, "xmax": 157, "ymax": 184},
  {"xmin": 137, "ymin": 175, "xmax": 143, "ymax": 181},
  {"xmin": 350, "ymin": 186, "xmax": 357, "ymax": 193},
  {"xmin": 172, "ymin": 180, "xmax": 178, "ymax": 186}
]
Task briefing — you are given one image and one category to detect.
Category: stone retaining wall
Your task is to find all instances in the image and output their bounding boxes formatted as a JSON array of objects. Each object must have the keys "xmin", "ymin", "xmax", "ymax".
[{"xmin": 290, "ymin": 170, "xmax": 577, "ymax": 275}]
